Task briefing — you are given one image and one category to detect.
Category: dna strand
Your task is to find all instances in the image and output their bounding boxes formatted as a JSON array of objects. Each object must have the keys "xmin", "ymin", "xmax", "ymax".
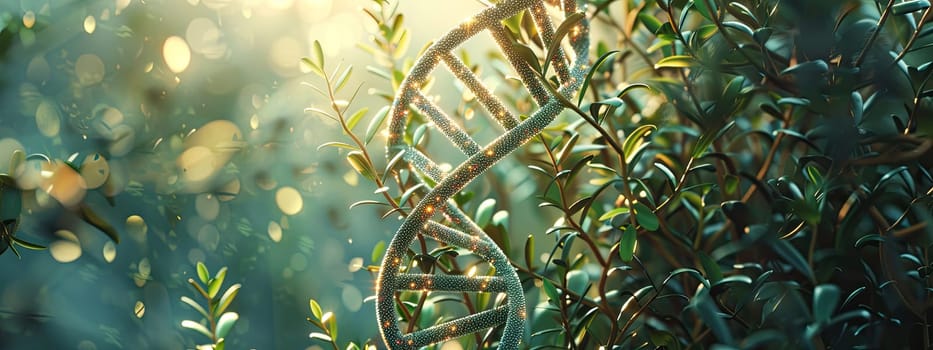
[{"xmin": 375, "ymin": 0, "xmax": 589, "ymax": 348}]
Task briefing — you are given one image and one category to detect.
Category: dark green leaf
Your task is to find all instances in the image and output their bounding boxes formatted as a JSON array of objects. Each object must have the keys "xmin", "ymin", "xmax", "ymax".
[
  {"xmin": 892, "ymin": 0, "xmax": 930, "ymax": 15},
  {"xmin": 542, "ymin": 279, "xmax": 560, "ymax": 303},
  {"xmin": 513, "ymin": 42, "xmax": 542, "ymax": 74},
  {"xmin": 633, "ymin": 203, "xmax": 659, "ymax": 231},
  {"xmin": 653, "ymin": 162, "xmax": 678, "ymax": 191},
  {"xmin": 690, "ymin": 287, "xmax": 734, "ymax": 344},
  {"xmin": 524, "ymin": 234, "xmax": 535, "ymax": 269},
  {"xmin": 771, "ymin": 239, "xmax": 814, "ymax": 282},
  {"xmin": 475, "ymin": 198, "xmax": 496, "ymax": 228},
  {"xmin": 699, "ymin": 251, "xmax": 723, "ymax": 284},
  {"xmin": 638, "ymin": 13, "xmax": 664, "ymax": 33},
  {"xmin": 577, "ymin": 50, "xmax": 619, "ymax": 105},
  {"xmin": 619, "ymin": 225, "xmax": 637, "ymax": 262},
  {"xmin": 693, "ymin": 0, "xmax": 718, "ymax": 21},
  {"xmin": 813, "ymin": 284, "xmax": 840, "ymax": 324},
  {"xmin": 781, "ymin": 60, "xmax": 828, "ymax": 76}
]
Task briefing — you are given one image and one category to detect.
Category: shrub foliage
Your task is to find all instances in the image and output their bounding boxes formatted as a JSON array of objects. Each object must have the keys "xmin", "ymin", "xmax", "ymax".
[{"xmin": 309, "ymin": 0, "xmax": 933, "ymax": 348}]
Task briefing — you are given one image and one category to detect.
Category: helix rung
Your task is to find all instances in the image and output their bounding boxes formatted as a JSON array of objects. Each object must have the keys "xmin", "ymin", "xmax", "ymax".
[
  {"xmin": 399, "ymin": 306, "xmax": 510, "ymax": 348},
  {"xmin": 395, "ymin": 273, "xmax": 507, "ymax": 293}
]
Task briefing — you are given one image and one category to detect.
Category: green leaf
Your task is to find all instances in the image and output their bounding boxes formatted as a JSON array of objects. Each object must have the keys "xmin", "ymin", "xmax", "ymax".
[
  {"xmin": 215, "ymin": 312, "xmax": 238, "ymax": 339},
  {"xmin": 598, "ymin": 207, "xmax": 630, "ymax": 222},
  {"xmin": 892, "ymin": 0, "xmax": 930, "ymax": 15},
  {"xmin": 524, "ymin": 234, "xmax": 535, "ymax": 269},
  {"xmin": 722, "ymin": 21, "xmax": 753, "ymax": 38},
  {"xmin": 556, "ymin": 133, "xmax": 579, "ymax": 166},
  {"xmin": 475, "ymin": 199, "xmax": 496, "ymax": 228},
  {"xmin": 365, "ymin": 106, "xmax": 390, "ymax": 145},
  {"xmin": 692, "ymin": 0, "xmax": 718, "ymax": 21},
  {"xmin": 316, "ymin": 142, "xmax": 357, "ymax": 152},
  {"xmin": 10, "ymin": 237, "xmax": 45, "ymax": 250},
  {"xmin": 577, "ymin": 51, "xmax": 619, "ymax": 105},
  {"xmin": 654, "ymin": 55, "xmax": 695, "ymax": 69},
  {"xmin": 542, "ymin": 12, "xmax": 586, "ymax": 75},
  {"xmin": 690, "ymin": 287, "xmax": 734, "ymax": 344},
  {"xmin": 313, "ymin": 40, "xmax": 325, "ymax": 70},
  {"xmin": 196, "ymin": 262, "xmax": 209, "ymax": 285},
  {"xmin": 653, "ymin": 162, "xmax": 678, "ymax": 190},
  {"xmin": 300, "ymin": 57, "xmax": 324, "ymax": 77},
  {"xmin": 727, "ymin": 2, "xmax": 759, "ymax": 26},
  {"xmin": 215, "ymin": 284, "xmax": 241, "ymax": 318},
  {"xmin": 309, "ymin": 299, "xmax": 323, "ymax": 320},
  {"xmin": 781, "ymin": 60, "xmax": 828, "ymax": 76},
  {"xmin": 512, "ymin": 42, "xmax": 541, "ymax": 74},
  {"xmin": 346, "ymin": 151, "xmax": 377, "ymax": 182},
  {"xmin": 309, "ymin": 332, "xmax": 333, "ymax": 342},
  {"xmin": 854, "ymin": 234, "xmax": 883, "ymax": 248},
  {"xmin": 771, "ymin": 239, "xmax": 814, "ymax": 282},
  {"xmin": 345, "ymin": 108, "xmax": 369, "ymax": 131},
  {"xmin": 619, "ymin": 225, "xmax": 637, "ymax": 262},
  {"xmin": 180, "ymin": 296, "xmax": 210, "ymax": 319},
  {"xmin": 638, "ymin": 13, "xmax": 664, "ymax": 33},
  {"xmin": 669, "ymin": 268, "xmax": 710, "ymax": 289},
  {"xmin": 414, "ymin": 122, "xmax": 433, "ymax": 146},
  {"xmin": 812, "ymin": 284, "xmax": 840, "ymax": 324},
  {"xmin": 207, "ymin": 278, "xmax": 223, "ymax": 299},
  {"xmin": 214, "ymin": 266, "xmax": 227, "ymax": 286},
  {"xmin": 333, "ymin": 66, "xmax": 353, "ymax": 93},
  {"xmin": 542, "ymin": 279, "xmax": 560, "ymax": 303},
  {"xmin": 724, "ymin": 174, "xmax": 740, "ymax": 195},
  {"xmin": 698, "ymin": 252, "xmax": 722, "ymax": 284},
  {"xmin": 623, "ymin": 124, "xmax": 656, "ymax": 164},
  {"xmin": 633, "ymin": 203, "xmax": 659, "ymax": 231},
  {"xmin": 181, "ymin": 320, "xmax": 213, "ymax": 340},
  {"xmin": 371, "ymin": 240, "xmax": 386, "ymax": 264},
  {"xmin": 566, "ymin": 269, "xmax": 589, "ymax": 295}
]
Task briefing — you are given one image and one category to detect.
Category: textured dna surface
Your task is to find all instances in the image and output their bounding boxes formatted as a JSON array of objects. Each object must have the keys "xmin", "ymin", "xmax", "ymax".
[{"xmin": 375, "ymin": 0, "xmax": 590, "ymax": 348}]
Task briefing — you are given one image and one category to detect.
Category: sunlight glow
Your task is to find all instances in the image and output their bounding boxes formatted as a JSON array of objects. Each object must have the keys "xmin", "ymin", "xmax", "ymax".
[
  {"xmin": 84, "ymin": 16, "xmax": 96, "ymax": 34},
  {"xmin": 163, "ymin": 36, "xmax": 192, "ymax": 73},
  {"xmin": 275, "ymin": 186, "xmax": 303, "ymax": 215}
]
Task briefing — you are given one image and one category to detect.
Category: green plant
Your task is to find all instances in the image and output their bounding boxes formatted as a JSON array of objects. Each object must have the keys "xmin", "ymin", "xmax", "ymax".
[
  {"xmin": 308, "ymin": 298, "xmax": 377, "ymax": 350},
  {"xmin": 180, "ymin": 262, "xmax": 241, "ymax": 350},
  {"xmin": 311, "ymin": 0, "xmax": 932, "ymax": 348}
]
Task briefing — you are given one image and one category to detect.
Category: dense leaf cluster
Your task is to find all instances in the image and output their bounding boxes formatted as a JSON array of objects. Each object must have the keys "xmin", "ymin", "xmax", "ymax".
[{"xmin": 313, "ymin": 0, "xmax": 932, "ymax": 349}]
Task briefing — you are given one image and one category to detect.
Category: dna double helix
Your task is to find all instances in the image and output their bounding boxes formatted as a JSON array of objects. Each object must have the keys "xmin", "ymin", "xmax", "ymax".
[{"xmin": 375, "ymin": 0, "xmax": 590, "ymax": 348}]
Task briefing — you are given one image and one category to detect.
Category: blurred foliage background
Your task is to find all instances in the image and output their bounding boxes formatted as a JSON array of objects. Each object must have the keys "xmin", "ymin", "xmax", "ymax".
[{"xmin": 0, "ymin": 0, "xmax": 456, "ymax": 348}]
